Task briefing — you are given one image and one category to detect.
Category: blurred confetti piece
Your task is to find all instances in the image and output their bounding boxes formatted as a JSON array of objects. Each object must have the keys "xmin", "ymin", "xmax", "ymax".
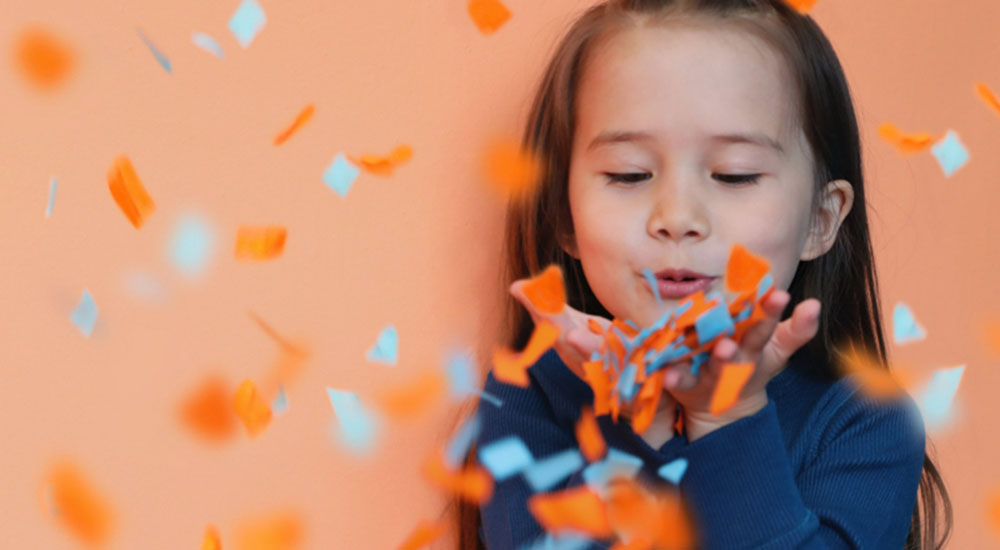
[
  {"xmin": 988, "ymin": 490, "xmax": 1000, "ymax": 538},
  {"xmin": 445, "ymin": 348, "xmax": 503, "ymax": 406},
  {"xmin": 235, "ymin": 225, "xmax": 286, "ymax": 261},
  {"xmin": 445, "ymin": 415, "xmax": 481, "ymax": 468},
  {"xmin": 352, "ymin": 145, "xmax": 413, "ymax": 176},
  {"xmin": 877, "ymin": 123, "xmax": 936, "ymax": 154},
  {"xmin": 582, "ymin": 449, "xmax": 643, "ymax": 494},
  {"xmin": 71, "ymin": 289, "xmax": 98, "ymax": 338},
  {"xmin": 483, "ymin": 138, "xmax": 541, "ymax": 197},
  {"xmin": 43, "ymin": 460, "xmax": 114, "ymax": 545},
  {"xmin": 229, "ymin": 0, "xmax": 267, "ymax": 49},
  {"xmin": 181, "ymin": 376, "xmax": 237, "ymax": 442},
  {"xmin": 784, "ymin": 0, "xmax": 817, "ymax": 14},
  {"xmin": 422, "ymin": 450, "xmax": 494, "ymax": 503},
  {"xmin": 917, "ymin": 365, "xmax": 965, "ymax": 431},
  {"xmin": 931, "ymin": 130, "xmax": 969, "ymax": 177},
  {"xmin": 893, "ymin": 302, "xmax": 926, "ymax": 345},
  {"xmin": 976, "ymin": 83, "xmax": 1000, "ymax": 116},
  {"xmin": 202, "ymin": 525, "xmax": 222, "ymax": 550},
  {"xmin": 521, "ymin": 265, "xmax": 566, "ymax": 315},
  {"xmin": 725, "ymin": 243, "xmax": 771, "ymax": 293},
  {"xmin": 521, "ymin": 531, "xmax": 595, "ymax": 550},
  {"xmin": 235, "ymin": 512, "xmax": 302, "ymax": 550},
  {"xmin": 46, "ymin": 177, "xmax": 57, "ymax": 218},
  {"xmin": 467, "ymin": 0, "xmax": 511, "ymax": 35},
  {"xmin": 192, "ymin": 31, "xmax": 224, "ymax": 58},
  {"xmin": 323, "ymin": 152, "xmax": 360, "ymax": 197},
  {"xmin": 575, "ymin": 407, "xmax": 606, "ymax": 462},
  {"xmin": 274, "ymin": 105, "xmax": 314, "ymax": 146},
  {"xmin": 642, "ymin": 268, "xmax": 662, "ymax": 308},
  {"xmin": 375, "ymin": 370, "xmax": 446, "ymax": 419},
  {"xmin": 478, "ymin": 436, "xmax": 533, "ymax": 481},
  {"xmin": 708, "ymin": 362, "xmax": 754, "ymax": 415},
  {"xmin": 108, "ymin": 155, "xmax": 155, "ymax": 229},
  {"xmin": 15, "ymin": 25, "xmax": 75, "ymax": 91},
  {"xmin": 326, "ymin": 387, "xmax": 379, "ymax": 454},
  {"xmin": 524, "ymin": 449, "xmax": 584, "ymax": 492},
  {"xmin": 982, "ymin": 319, "xmax": 1000, "ymax": 357},
  {"xmin": 366, "ymin": 324, "xmax": 398, "ymax": 366},
  {"xmin": 233, "ymin": 379, "xmax": 273, "ymax": 437},
  {"xmin": 528, "ymin": 486, "xmax": 613, "ymax": 539},
  {"xmin": 169, "ymin": 213, "xmax": 216, "ymax": 278},
  {"xmin": 397, "ymin": 519, "xmax": 447, "ymax": 550},
  {"xmin": 136, "ymin": 28, "xmax": 172, "ymax": 73},
  {"xmin": 657, "ymin": 458, "xmax": 688, "ymax": 485},
  {"xmin": 492, "ymin": 320, "xmax": 559, "ymax": 387},
  {"xmin": 272, "ymin": 384, "xmax": 289, "ymax": 415}
]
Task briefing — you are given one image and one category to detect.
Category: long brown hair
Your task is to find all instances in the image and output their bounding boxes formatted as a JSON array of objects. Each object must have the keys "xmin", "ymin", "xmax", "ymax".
[{"xmin": 455, "ymin": 1, "xmax": 952, "ymax": 548}]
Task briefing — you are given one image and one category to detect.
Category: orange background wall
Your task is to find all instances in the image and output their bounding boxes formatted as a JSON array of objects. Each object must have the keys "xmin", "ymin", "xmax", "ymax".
[{"xmin": 1, "ymin": 0, "xmax": 998, "ymax": 548}]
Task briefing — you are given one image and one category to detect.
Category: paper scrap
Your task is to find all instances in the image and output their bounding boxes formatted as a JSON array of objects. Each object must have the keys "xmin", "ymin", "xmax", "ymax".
[
  {"xmin": 492, "ymin": 320, "xmax": 559, "ymax": 387},
  {"xmin": 575, "ymin": 407, "xmax": 607, "ymax": 462},
  {"xmin": 397, "ymin": 519, "xmax": 447, "ymax": 550},
  {"xmin": 709, "ymin": 362, "xmax": 754, "ymax": 415},
  {"xmin": 71, "ymin": 289, "xmax": 98, "ymax": 338},
  {"xmin": 108, "ymin": 155, "xmax": 155, "ymax": 229},
  {"xmin": 202, "ymin": 525, "xmax": 222, "ymax": 550},
  {"xmin": 657, "ymin": 458, "xmax": 688, "ymax": 484},
  {"xmin": 235, "ymin": 225, "xmax": 286, "ymax": 260},
  {"xmin": 352, "ymin": 145, "xmax": 412, "ymax": 176},
  {"xmin": 528, "ymin": 486, "xmax": 613, "ymax": 539},
  {"xmin": 235, "ymin": 512, "xmax": 302, "ymax": 550},
  {"xmin": 229, "ymin": 0, "xmax": 267, "ymax": 49},
  {"xmin": 326, "ymin": 387, "xmax": 379, "ymax": 454},
  {"xmin": 524, "ymin": 449, "xmax": 584, "ymax": 492},
  {"xmin": 483, "ymin": 138, "xmax": 541, "ymax": 196},
  {"xmin": 917, "ymin": 365, "xmax": 965, "ymax": 431},
  {"xmin": 233, "ymin": 379, "xmax": 273, "ymax": 437},
  {"xmin": 169, "ymin": 213, "xmax": 216, "ymax": 278},
  {"xmin": 181, "ymin": 376, "xmax": 237, "ymax": 442},
  {"xmin": 467, "ymin": 0, "xmax": 512, "ymax": 35},
  {"xmin": 893, "ymin": 302, "xmax": 926, "ymax": 344},
  {"xmin": 478, "ymin": 436, "xmax": 533, "ymax": 481},
  {"xmin": 366, "ymin": 324, "xmax": 399, "ymax": 366},
  {"xmin": 323, "ymin": 152, "xmax": 360, "ymax": 197},
  {"xmin": 521, "ymin": 265, "xmax": 567, "ymax": 315},
  {"xmin": 931, "ymin": 130, "xmax": 969, "ymax": 177},
  {"xmin": 192, "ymin": 31, "xmax": 225, "ymax": 58},
  {"xmin": 274, "ymin": 105, "xmax": 314, "ymax": 146},
  {"xmin": 877, "ymin": 123, "xmax": 937, "ymax": 154},
  {"xmin": 44, "ymin": 459, "xmax": 114, "ymax": 545},
  {"xmin": 136, "ymin": 28, "xmax": 172, "ymax": 73},
  {"xmin": 46, "ymin": 177, "xmax": 57, "ymax": 218},
  {"xmin": 15, "ymin": 26, "xmax": 75, "ymax": 91}
]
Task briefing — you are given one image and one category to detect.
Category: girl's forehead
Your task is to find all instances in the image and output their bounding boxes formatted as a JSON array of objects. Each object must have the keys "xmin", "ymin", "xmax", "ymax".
[{"xmin": 575, "ymin": 23, "xmax": 801, "ymax": 151}]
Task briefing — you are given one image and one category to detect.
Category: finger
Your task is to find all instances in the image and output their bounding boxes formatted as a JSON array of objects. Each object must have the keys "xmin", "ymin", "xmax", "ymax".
[
  {"xmin": 761, "ymin": 298, "xmax": 822, "ymax": 372},
  {"xmin": 663, "ymin": 361, "xmax": 697, "ymax": 392},
  {"xmin": 566, "ymin": 328, "xmax": 603, "ymax": 358},
  {"xmin": 740, "ymin": 289, "xmax": 791, "ymax": 355}
]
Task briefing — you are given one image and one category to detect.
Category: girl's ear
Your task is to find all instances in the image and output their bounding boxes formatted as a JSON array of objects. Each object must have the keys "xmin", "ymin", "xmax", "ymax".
[{"xmin": 801, "ymin": 179, "xmax": 854, "ymax": 261}]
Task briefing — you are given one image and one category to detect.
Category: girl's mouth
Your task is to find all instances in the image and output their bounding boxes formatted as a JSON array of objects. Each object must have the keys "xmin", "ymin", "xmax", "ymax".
[{"xmin": 656, "ymin": 276, "xmax": 715, "ymax": 300}]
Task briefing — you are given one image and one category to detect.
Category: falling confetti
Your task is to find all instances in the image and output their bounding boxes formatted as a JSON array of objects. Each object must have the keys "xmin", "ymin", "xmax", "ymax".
[
  {"xmin": 931, "ymin": 130, "xmax": 969, "ymax": 177},
  {"xmin": 202, "ymin": 525, "xmax": 222, "ymax": 550},
  {"xmin": 528, "ymin": 486, "xmax": 613, "ymax": 539},
  {"xmin": 478, "ymin": 436, "xmax": 534, "ymax": 481},
  {"xmin": 375, "ymin": 370, "xmax": 446, "ymax": 419},
  {"xmin": 351, "ymin": 144, "xmax": 413, "ymax": 176},
  {"xmin": 235, "ymin": 512, "xmax": 302, "ymax": 550},
  {"xmin": 191, "ymin": 31, "xmax": 225, "ymax": 58},
  {"xmin": 657, "ymin": 458, "xmax": 688, "ymax": 485},
  {"xmin": 976, "ymin": 82, "xmax": 1000, "ymax": 116},
  {"xmin": 168, "ymin": 213, "xmax": 216, "ymax": 278},
  {"xmin": 229, "ymin": 0, "xmax": 267, "ymax": 49},
  {"xmin": 274, "ymin": 105, "xmax": 315, "ymax": 145},
  {"xmin": 708, "ymin": 362, "xmax": 755, "ymax": 415},
  {"xmin": 45, "ymin": 177, "xmax": 58, "ymax": 218},
  {"xmin": 492, "ymin": 320, "xmax": 560, "ymax": 387},
  {"xmin": 422, "ymin": 450, "xmax": 493, "ymax": 503},
  {"xmin": 365, "ymin": 324, "xmax": 399, "ymax": 366},
  {"xmin": 14, "ymin": 25, "xmax": 75, "ymax": 91},
  {"xmin": 235, "ymin": 225, "xmax": 286, "ymax": 260},
  {"xmin": 575, "ymin": 407, "xmax": 607, "ymax": 462},
  {"xmin": 519, "ymin": 264, "xmax": 567, "ymax": 315},
  {"xmin": 322, "ymin": 152, "xmax": 360, "ymax": 197},
  {"xmin": 467, "ymin": 0, "xmax": 512, "ymax": 35},
  {"xmin": 70, "ymin": 288, "xmax": 98, "ymax": 338},
  {"xmin": 181, "ymin": 376, "xmax": 237, "ymax": 442},
  {"xmin": 483, "ymin": 138, "xmax": 542, "ymax": 197},
  {"xmin": 893, "ymin": 302, "xmax": 927, "ymax": 345},
  {"xmin": 108, "ymin": 155, "xmax": 155, "ymax": 229},
  {"xmin": 43, "ymin": 459, "xmax": 114, "ymax": 545},
  {"xmin": 326, "ymin": 387, "xmax": 379, "ymax": 454},
  {"xmin": 523, "ymin": 448, "xmax": 584, "ymax": 492},
  {"xmin": 233, "ymin": 379, "xmax": 273, "ymax": 437},
  {"xmin": 877, "ymin": 123, "xmax": 937, "ymax": 154},
  {"xmin": 784, "ymin": 0, "xmax": 817, "ymax": 14},
  {"xmin": 136, "ymin": 28, "xmax": 172, "ymax": 73},
  {"xmin": 917, "ymin": 365, "xmax": 965, "ymax": 431}
]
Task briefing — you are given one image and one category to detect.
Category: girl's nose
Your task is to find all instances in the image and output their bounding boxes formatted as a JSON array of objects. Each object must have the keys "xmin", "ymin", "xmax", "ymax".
[{"xmin": 645, "ymin": 175, "xmax": 710, "ymax": 243}]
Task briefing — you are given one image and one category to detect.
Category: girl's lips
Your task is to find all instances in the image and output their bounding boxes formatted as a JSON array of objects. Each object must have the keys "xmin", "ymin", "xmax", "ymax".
[{"xmin": 655, "ymin": 276, "xmax": 715, "ymax": 300}]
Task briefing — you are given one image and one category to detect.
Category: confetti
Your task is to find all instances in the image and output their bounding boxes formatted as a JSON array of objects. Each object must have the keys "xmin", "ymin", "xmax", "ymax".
[
  {"xmin": 15, "ymin": 26, "xmax": 75, "ymax": 91},
  {"xmin": 322, "ymin": 152, "xmax": 360, "ymax": 197},
  {"xmin": 235, "ymin": 225, "xmax": 286, "ymax": 261},
  {"xmin": 784, "ymin": 0, "xmax": 817, "ymax": 14},
  {"xmin": 641, "ymin": 268, "xmax": 662, "ymax": 308},
  {"xmin": 976, "ymin": 82, "xmax": 1000, "ymax": 116},
  {"xmin": 43, "ymin": 460, "xmax": 114, "ymax": 545},
  {"xmin": 202, "ymin": 525, "xmax": 222, "ymax": 550},
  {"xmin": 423, "ymin": 450, "xmax": 494, "ymax": 503},
  {"xmin": 483, "ymin": 138, "xmax": 541, "ymax": 196},
  {"xmin": 521, "ymin": 265, "xmax": 567, "ymax": 315},
  {"xmin": 70, "ymin": 288, "xmax": 98, "ymax": 338},
  {"xmin": 468, "ymin": 0, "xmax": 512, "ymax": 35},
  {"xmin": 397, "ymin": 519, "xmax": 448, "ymax": 550},
  {"xmin": 656, "ymin": 458, "xmax": 688, "ymax": 485},
  {"xmin": 229, "ymin": 0, "xmax": 267, "ymax": 49},
  {"xmin": 233, "ymin": 379, "xmax": 273, "ymax": 437},
  {"xmin": 375, "ymin": 370, "xmax": 446, "ymax": 419},
  {"xmin": 581, "ymin": 448, "xmax": 643, "ymax": 494},
  {"xmin": 46, "ymin": 177, "xmax": 57, "ymax": 218},
  {"xmin": 181, "ymin": 376, "xmax": 237, "ymax": 442},
  {"xmin": 478, "ymin": 436, "xmax": 533, "ymax": 481},
  {"xmin": 528, "ymin": 486, "xmax": 613, "ymax": 539},
  {"xmin": 835, "ymin": 342, "xmax": 911, "ymax": 400},
  {"xmin": 352, "ymin": 145, "xmax": 413, "ymax": 176},
  {"xmin": 272, "ymin": 384, "xmax": 289, "ymax": 415},
  {"xmin": 988, "ymin": 489, "xmax": 1000, "ymax": 538},
  {"xmin": 524, "ymin": 449, "xmax": 584, "ymax": 492},
  {"xmin": 931, "ymin": 130, "xmax": 969, "ymax": 177},
  {"xmin": 326, "ymin": 387, "xmax": 379, "ymax": 454},
  {"xmin": 168, "ymin": 213, "xmax": 216, "ymax": 278},
  {"xmin": 708, "ymin": 362, "xmax": 754, "ymax": 415},
  {"xmin": 235, "ymin": 512, "xmax": 302, "ymax": 550},
  {"xmin": 366, "ymin": 324, "xmax": 399, "ymax": 366},
  {"xmin": 445, "ymin": 415, "xmax": 482, "ymax": 468},
  {"xmin": 107, "ymin": 155, "xmax": 155, "ymax": 229},
  {"xmin": 917, "ymin": 365, "xmax": 965, "ymax": 431},
  {"xmin": 893, "ymin": 302, "xmax": 926, "ymax": 345},
  {"xmin": 192, "ymin": 31, "xmax": 225, "ymax": 59},
  {"xmin": 982, "ymin": 319, "xmax": 1000, "ymax": 357},
  {"xmin": 136, "ymin": 28, "xmax": 172, "ymax": 73},
  {"xmin": 575, "ymin": 407, "xmax": 607, "ymax": 462},
  {"xmin": 519, "ymin": 531, "xmax": 595, "ymax": 550},
  {"xmin": 274, "ymin": 105, "xmax": 314, "ymax": 146},
  {"xmin": 492, "ymin": 320, "xmax": 560, "ymax": 387},
  {"xmin": 877, "ymin": 123, "xmax": 937, "ymax": 154},
  {"xmin": 604, "ymin": 480, "xmax": 696, "ymax": 549}
]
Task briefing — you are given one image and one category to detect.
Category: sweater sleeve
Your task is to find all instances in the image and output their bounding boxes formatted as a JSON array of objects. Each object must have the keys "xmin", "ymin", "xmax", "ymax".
[{"xmin": 673, "ymin": 388, "xmax": 926, "ymax": 549}]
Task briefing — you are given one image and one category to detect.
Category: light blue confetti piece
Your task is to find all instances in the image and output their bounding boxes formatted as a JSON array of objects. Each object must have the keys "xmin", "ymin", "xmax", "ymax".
[
  {"xmin": 518, "ymin": 531, "xmax": 594, "ymax": 550},
  {"xmin": 657, "ymin": 457, "xmax": 688, "ymax": 484},
  {"xmin": 893, "ymin": 302, "xmax": 926, "ymax": 345},
  {"xmin": 641, "ymin": 267, "xmax": 663, "ymax": 308},
  {"xmin": 365, "ymin": 324, "xmax": 398, "ymax": 366},
  {"xmin": 478, "ymin": 436, "xmax": 533, "ymax": 481},
  {"xmin": 734, "ymin": 303, "xmax": 753, "ymax": 323},
  {"xmin": 228, "ymin": 0, "xmax": 267, "ymax": 49},
  {"xmin": 136, "ymin": 28, "xmax": 172, "ymax": 73},
  {"xmin": 326, "ymin": 387, "xmax": 379, "ymax": 454},
  {"xmin": 582, "ymin": 448, "xmax": 643, "ymax": 492},
  {"xmin": 523, "ymin": 449, "xmax": 584, "ymax": 492},
  {"xmin": 931, "ymin": 130, "xmax": 969, "ymax": 178},
  {"xmin": 675, "ymin": 299, "xmax": 692, "ymax": 316},
  {"xmin": 191, "ymin": 31, "xmax": 224, "ymax": 58},
  {"xmin": 446, "ymin": 349, "xmax": 478, "ymax": 398},
  {"xmin": 756, "ymin": 273, "xmax": 774, "ymax": 301},
  {"xmin": 45, "ymin": 177, "xmax": 57, "ymax": 218},
  {"xmin": 695, "ymin": 302, "xmax": 735, "ymax": 347},
  {"xmin": 617, "ymin": 362, "xmax": 637, "ymax": 404},
  {"xmin": 917, "ymin": 365, "xmax": 965, "ymax": 431},
  {"xmin": 444, "ymin": 414, "xmax": 481, "ymax": 468},
  {"xmin": 70, "ymin": 289, "xmax": 98, "ymax": 338},
  {"xmin": 272, "ymin": 384, "xmax": 288, "ymax": 415},
  {"xmin": 323, "ymin": 152, "xmax": 360, "ymax": 197},
  {"xmin": 690, "ymin": 350, "xmax": 709, "ymax": 377},
  {"xmin": 168, "ymin": 214, "xmax": 216, "ymax": 279}
]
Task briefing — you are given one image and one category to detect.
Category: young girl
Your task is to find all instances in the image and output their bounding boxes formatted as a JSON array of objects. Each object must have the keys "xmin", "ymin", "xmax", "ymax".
[{"xmin": 455, "ymin": 0, "xmax": 952, "ymax": 548}]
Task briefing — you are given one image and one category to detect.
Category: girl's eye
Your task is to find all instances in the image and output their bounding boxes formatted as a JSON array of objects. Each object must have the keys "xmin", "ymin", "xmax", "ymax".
[
  {"xmin": 603, "ymin": 172, "xmax": 651, "ymax": 184},
  {"xmin": 713, "ymin": 173, "xmax": 762, "ymax": 185}
]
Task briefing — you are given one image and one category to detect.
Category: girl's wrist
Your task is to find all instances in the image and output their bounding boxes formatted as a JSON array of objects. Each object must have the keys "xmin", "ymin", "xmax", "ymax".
[{"xmin": 683, "ymin": 393, "xmax": 769, "ymax": 442}]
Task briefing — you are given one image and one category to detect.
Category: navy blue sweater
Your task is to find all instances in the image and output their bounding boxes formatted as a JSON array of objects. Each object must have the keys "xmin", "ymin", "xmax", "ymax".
[{"xmin": 475, "ymin": 347, "xmax": 926, "ymax": 549}]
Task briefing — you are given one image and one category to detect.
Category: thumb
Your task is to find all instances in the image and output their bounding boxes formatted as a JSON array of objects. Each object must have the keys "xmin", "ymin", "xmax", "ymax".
[{"xmin": 761, "ymin": 298, "xmax": 822, "ymax": 372}]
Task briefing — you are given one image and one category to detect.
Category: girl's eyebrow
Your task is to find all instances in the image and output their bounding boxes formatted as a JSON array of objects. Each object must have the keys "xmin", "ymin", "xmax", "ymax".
[
  {"xmin": 586, "ymin": 129, "xmax": 785, "ymax": 156},
  {"xmin": 710, "ymin": 133, "xmax": 785, "ymax": 155}
]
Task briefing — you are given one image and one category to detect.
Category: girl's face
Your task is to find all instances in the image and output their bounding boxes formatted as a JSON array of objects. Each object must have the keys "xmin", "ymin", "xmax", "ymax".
[{"xmin": 565, "ymin": 23, "xmax": 845, "ymax": 328}]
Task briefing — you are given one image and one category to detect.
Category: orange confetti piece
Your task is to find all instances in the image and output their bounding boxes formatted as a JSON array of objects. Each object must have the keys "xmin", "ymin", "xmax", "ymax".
[
  {"xmin": 981, "ymin": 318, "xmax": 1000, "ymax": 358},
  {"xmin": 236, "ymin": 512, "xmax": 302, "ymax": 550},
  {"xmin": 522, "ymin": 265, "xmax": 566, "ymax": 315},
  {"xmin": 483, "ymin": 138, "xmax": 542, "ymax": 196},
  {"xmin": 877, "ymin": 123, "xmax": 937, "ymax": 154},
  {"xmin": 583, "ymin": 359, "xmax": 613, "ymax": 416},
  {"xmin": 235, "ymin": 226, "xmax": 286, "ymax": 261},
  {"xmin": 630, "ymin": 371, "xmax": 665, "ymax": 435},
  {"xmin": 375, "ymin": 370, "xmax": 447, "ymax": 419},
  {"xmin": 709, "ymin": 362, "xmax": 755, "ymax": 415},
  {"xmin": 835, "ymin": 342, "xmax": 910, "ymax": 399},
  {"xmin": 492, "ymin": 320, "xmax": 559, "ymax": 387},
  {"xmin": 528, "ymin": 486, "xmax": 613, "ymax": 539},
  {"xmin": 784, "ymin": 0, "xmax": 817, "ymax": 14},
  {"xmin": 248, "ymin": 311, "xmax": 310, "ymax": 400},
  {"xmin": 44, "ymin": 459, "xmax": 114, "ymax": 545},
  {"xmin": 467, "ymin": 0, "xmax": 511, "ymax": 35},
  {"xmin": 976, "ymin": 83, "xmax": 1000, "ymax": 116},
  {"xmin": 107, "ymin": 155, "xmax": 155, "ymax": 229},
  {"xmin": 232, "ymin": 379, "xmax": 273, "ymax": 437},
  {"xmin": 397, "ymin": 518, "xmax": 447, "ymax": 550},
  {"xmin": 202, "ymin": 525, "xmax": 223, "ymax": 550},
  {"xmin": 422, "ymin": 451, "xmax": 494, "ymax": 503},
  {"xmin": 587, "ymin": 318, "xmax": 605, "ymax": 335},
  {"xmin": 988, "ymin": 489, "xmax": 1000, "ymax": 538},
  {"xmin": 604, "ymin": 480, "xmax": 697, "ymax": 548},
  {"xmin": 181, "ymin": 376, "xmax": 237, "ymax": 442},
  {"xmin": 575, "ymin": 407, "xmax": 607, "ymax": 462},
  {"xmin": 725, "ymin": 244, "xmax": 771, "ymax": 293},
  {"xmin": 352, "ymin": 145, "xmax": 413, "ymax": 176},
  {"xmin": 273, "ymin": 104, "xmax": 315, "ymax": 146},
  {"xmin": 15, "ymin": 26, "xmax": 75, "ymax": 91}
]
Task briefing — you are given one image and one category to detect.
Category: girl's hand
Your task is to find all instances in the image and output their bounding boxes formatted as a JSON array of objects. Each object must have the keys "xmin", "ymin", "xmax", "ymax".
[{"xmin": 662, "ymin": 290, "xmax": 822, "ymax": 442}]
